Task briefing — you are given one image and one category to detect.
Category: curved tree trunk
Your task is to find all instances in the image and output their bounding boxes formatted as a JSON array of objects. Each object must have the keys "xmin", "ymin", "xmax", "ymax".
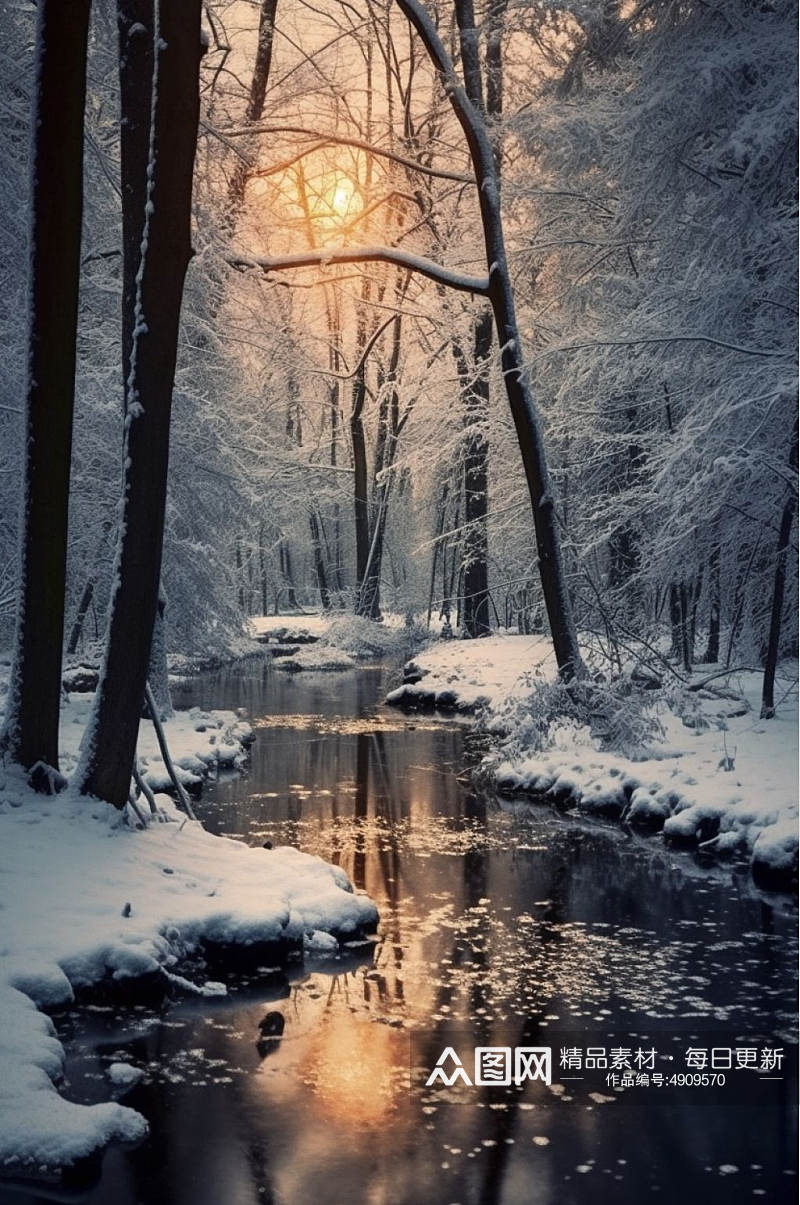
[
  {"xmin": 0, "ymin": 0, "xmax": 90, "ymax": 776},
  {"xmin": 397, "ymin": 0, "xmax": 582, "ymax": 677}
]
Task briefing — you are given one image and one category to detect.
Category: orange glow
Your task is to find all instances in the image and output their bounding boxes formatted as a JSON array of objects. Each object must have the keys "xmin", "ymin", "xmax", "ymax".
[{"xmin": 302, "ymin": 167, "xmax": 363, "ymax": 240}]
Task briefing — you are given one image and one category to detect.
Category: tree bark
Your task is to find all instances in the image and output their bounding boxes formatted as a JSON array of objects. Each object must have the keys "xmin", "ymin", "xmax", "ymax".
[
  {"xmin": 77, "ymin": 0, "xmax": 203, "ymax": 808},
  {"xmin": 0, "ymin": 0, "xmax": 91, "ymax": 774},
  {"xmin": 761, "ymin": 420, "xmax": 798, "ymax": 718}
]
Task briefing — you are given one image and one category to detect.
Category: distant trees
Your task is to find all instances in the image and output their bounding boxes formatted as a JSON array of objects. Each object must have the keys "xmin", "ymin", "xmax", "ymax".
[
  {"xmin": 0, "ymin": 0, "xmax": 795, "ymax": 799},
  {"xmin": 0, "ymin": 0, "xmax": 91, "ymax": 781},
  {"xmin": 236, "ymin": 0, "xmax": 584, "ymax": 678}
]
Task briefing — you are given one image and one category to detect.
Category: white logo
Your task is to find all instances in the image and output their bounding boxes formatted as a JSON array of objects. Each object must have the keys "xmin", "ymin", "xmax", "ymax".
[
  {"xmin": 425, "ymin": 1046, "xmax": 552, "ymax": 1087},
  {"xmin": 426, "ymin": 1046, "xmax": 474, "ymax": 1086}
]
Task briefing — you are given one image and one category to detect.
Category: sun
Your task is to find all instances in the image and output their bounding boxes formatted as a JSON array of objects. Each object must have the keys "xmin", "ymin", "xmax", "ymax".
[
  {"xmin": 331, "ymin": 180, "xmax": 354, "ymax": 218},
  {"xmin": 313, "ymin": 171, "xmax": 360, "ymax": 227}
]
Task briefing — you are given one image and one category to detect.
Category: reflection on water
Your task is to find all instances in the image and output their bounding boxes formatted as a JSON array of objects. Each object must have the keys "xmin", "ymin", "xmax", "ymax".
[{"xmin": 7, "ymin": 660, "xmax": 797, "ymax": 1205}]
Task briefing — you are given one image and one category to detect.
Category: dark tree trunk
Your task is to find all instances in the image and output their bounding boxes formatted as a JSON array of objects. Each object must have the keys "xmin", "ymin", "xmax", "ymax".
[
  {"xmin": 0, "ymin": 0, "xmax": 90, "ymax": 775},
  {"xmin": 309, "ymin": 510, "xmax": 331, "ymax": 610},
  {"xmin": 761, "ymin": 422, "xmax": 798, "ymax": 718},
  {"xmin": 227, "ymin": 0, "xmax": 278, "ymax": 210},
  {"xmin": 77, "ymin": 0, "xmax": 202, "ymax": 808},
  {"xmin": 669, "ymin": 583, "xmax": 683, "ymax": 659},
  {"xmin": 280, "ymin": 540, "xmax": 298, "ymax": 609},
  {"xmin": 679, "ymin": 581, "xmax": 692, "ymax": 673},
  {"xmin": 703, "ymin": 545, "xmax": 721, "ymax": 663},
  {"xmin": 459, "ymin": 313, "xmax": 492, "ymax": 637},
  {"xmin": 427, "ymin": 482, "xmax": 448, "ymax": 627},
  {"xmin": 67, "ymin": 520, "xmax": 114, "ymax": 657},
  {"xmin": 454, "ymin": 0, "xmax": 495, "ymax": 639},
  {"xmin": 67, "ymin": 579, "xmax": 94, "ymax": 659},
  {"xmin": 236, "ymin": 538, "xmax": 245, "ymax": 611},
  {"xmin": 351, "ymin": 356, "xmax": 371, "ymax": 612},
  {"xmin": 259, "ymin": 521, "xmax": 269, "ymax": 616}
]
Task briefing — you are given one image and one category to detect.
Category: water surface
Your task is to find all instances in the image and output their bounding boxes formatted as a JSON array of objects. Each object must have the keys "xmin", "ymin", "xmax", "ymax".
[{"xmin": 5, "ymin": 659, "xmax": 797, "ymax": 1205}]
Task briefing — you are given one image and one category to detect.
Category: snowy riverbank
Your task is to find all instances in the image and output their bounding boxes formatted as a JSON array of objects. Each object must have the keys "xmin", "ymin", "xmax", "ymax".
[
  {"xmin": 0, "ymin": 786, "xmax": 377, "ymax": 1181},
  {"xmin": 0, "ymin": 670, "xmax": 378, "ymax": 1182},
  {"xmin": 251, "ymin": 612, "xmax": 426, "ymax": 672},
  {"xmin": 386, "ymin": 635, "xmax": 798, "ymax": 890}
]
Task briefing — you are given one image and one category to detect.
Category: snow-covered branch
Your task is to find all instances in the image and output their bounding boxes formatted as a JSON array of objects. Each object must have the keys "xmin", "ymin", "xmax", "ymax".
[{"xmin": 230, "ymin": 247, "xmax": 490, "ymax": 295}]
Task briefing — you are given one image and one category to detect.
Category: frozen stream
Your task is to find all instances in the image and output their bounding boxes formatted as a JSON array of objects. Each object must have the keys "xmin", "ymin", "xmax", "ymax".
[{"xmin": 4, "ymin": 659, "xmax": 797, "ymax": 1205}]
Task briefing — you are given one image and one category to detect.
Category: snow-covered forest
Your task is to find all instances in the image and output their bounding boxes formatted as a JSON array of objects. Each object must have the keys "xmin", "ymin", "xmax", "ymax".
[
  {"xmin": 0, "ymin": 0, "xmax": 796, "ymax": 698},
  {"xmin": 0, "ymin": 0, "xmax": 796, "ymax": 1196}
]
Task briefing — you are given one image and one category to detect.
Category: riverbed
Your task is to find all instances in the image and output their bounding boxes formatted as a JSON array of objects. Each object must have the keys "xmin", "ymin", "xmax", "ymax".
[{"xmin": 5, "ymin": 659, "xmax": 797, "ymax": 1205}]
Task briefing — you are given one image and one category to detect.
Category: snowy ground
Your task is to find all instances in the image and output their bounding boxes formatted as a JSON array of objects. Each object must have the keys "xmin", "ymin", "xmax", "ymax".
[
  {"xmin": 59, "ymin": 693, "xmax": 255, "ymax": 793},
  {"xmin": 386, "ymin": 635, "xmax": 798, "ymax": 887},
  {"xmin": 0, "ymin": 671, "xmax": 378, "ymax": 1181},
  {"xmin": 250, "ymin": 613, "xmax": 333, "ymax": 644},
  {"xmin": 0, "ymin": 787, "xmax": 377, "ymax": 1180},
  {"xmin": 386, "ymin": 633, "xmax": 553, "ymax": 712}
]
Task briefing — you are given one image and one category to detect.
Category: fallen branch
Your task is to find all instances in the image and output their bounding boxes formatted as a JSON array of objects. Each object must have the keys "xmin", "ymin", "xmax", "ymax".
[
  {"xmin": 144, "ymin": 681, "xmax": 199, "ymax": 822},
  {"xmin": 133, "ymin": 759, "xmax": 159, "ymax": 815}
]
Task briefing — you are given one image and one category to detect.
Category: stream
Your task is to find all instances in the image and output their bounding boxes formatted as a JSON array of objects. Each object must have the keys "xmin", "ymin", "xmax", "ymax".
[{"xmin": 5, "ymin": 659, "xmax": 797, "ymax": 1205}]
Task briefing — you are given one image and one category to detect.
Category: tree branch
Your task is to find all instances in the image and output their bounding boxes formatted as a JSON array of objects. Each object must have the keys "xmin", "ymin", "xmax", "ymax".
[
  {"xmin": 230, "ymin": 246, "xmax": 489, "ymax": 295},
  {"xmin": 211, "ymin": 122, "xmax": 475, "ymax": 184}
]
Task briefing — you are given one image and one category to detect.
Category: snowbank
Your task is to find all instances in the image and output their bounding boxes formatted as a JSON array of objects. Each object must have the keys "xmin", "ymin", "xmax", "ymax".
[
  {"xmin": 387, "ymin": 637, "xmax": 798, "ymax": 888},
  {"xmin": 386, "ymin": 634, "xmax": 554, "ymax": 712},
  {"xmin": 58, "ymin": 694, "xmax": 254, "ymax": 793},
  {"xmin": 250, "ymin": 614, "xmax": 330, "ymax": 645},
  {"xmin": 0, "ymin": 787, "xmax": 377, "ymax": 1180},
  {"xmin": 275, "ymin": 613, "xmax": 426, "ymax": 673}
]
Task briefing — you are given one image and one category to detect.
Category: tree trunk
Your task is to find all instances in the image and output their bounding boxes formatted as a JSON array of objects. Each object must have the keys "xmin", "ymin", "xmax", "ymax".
[
  {"xmin": 77, "ymin": 0, "xmax": 202, "ymax": 808},
  {"xmin": 0, "ymin": 0, "xmax": 90, "ymax": 774},
  {"xmin": 459, "ymin": 313, "xmax": 492, "ymax": 637},
  {"xmin": 259, "ymin": 521, "xmax": 269, "ymax": 616},
  {"xmin": 227, "ymin": 0, "xmax": 278, "ymax": 209},
  {"xmin": 454, "ymin": 0, "xmax": 496, "ymax": 639},
  {"xmin": 703, "ymin": 545, "xmax": 721, "ymax": 663},
  {"xmin": 236, "ymin": 537, "xmax": 245, "ymax": 611},
  {"xmin": 396, "ymin": 0, "xmax": 582, "ymax": 678},
  {"xmin": 679, "ymin": 581, "xmax": 692, "ymax": 673},
  {"xmin": 351, "ymin": 354, "xmax": 371, "ymax": 613},
  {"xmin": 67, "ymin": 520, "xmax": 114, "ymax": 657},
  {"xmin": 309, "ymin": 510, "xmax": 331, "ymax": 610},
  {"xmin": 669, "ymin": 583, "xmax": 682, "ymax": 659},
  {"xmin": 280, "ymin": 539, "xmax": 298, "ymax": 609},
  {"xmin": 761, "ymin": 421, "xmax": 798, "ymax": 718}
]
